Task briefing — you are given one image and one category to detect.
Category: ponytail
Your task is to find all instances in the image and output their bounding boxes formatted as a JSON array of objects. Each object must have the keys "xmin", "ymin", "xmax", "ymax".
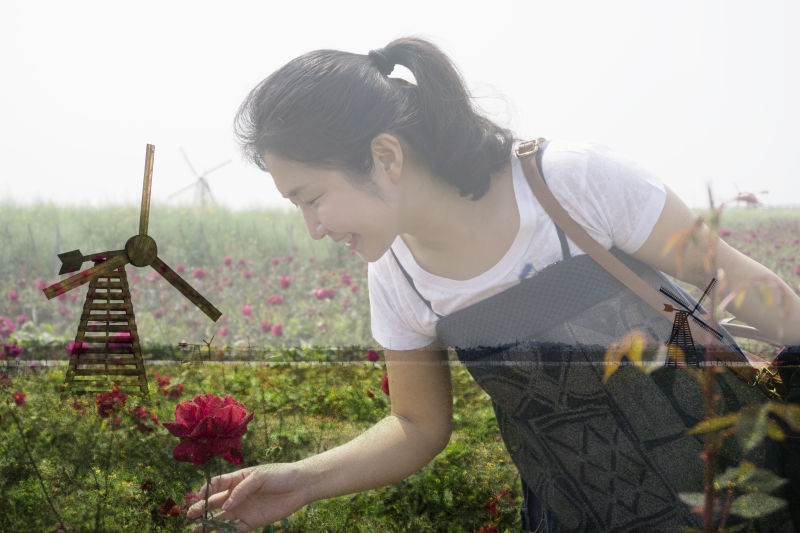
[{"xmin": 235, "ymin": 37, "xmax": 515, "ymax": 199}]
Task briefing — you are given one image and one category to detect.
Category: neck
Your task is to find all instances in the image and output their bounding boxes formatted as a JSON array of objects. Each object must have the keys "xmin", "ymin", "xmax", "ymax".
[{"xmin": 398, "ymin": 163, "xmax": 516, "ymax": 278}]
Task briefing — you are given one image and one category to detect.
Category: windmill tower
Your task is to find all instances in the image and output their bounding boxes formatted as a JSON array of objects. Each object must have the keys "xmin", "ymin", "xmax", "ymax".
[
  {"xmin": 168, "ymin": 147, "xmax": 230, "ymax": 206},
  {"xmin": 659, "ymin": 278, "xmax": 723, "ymax": 366},
  {"xmin": 43, "ymin": 144, "xmax": 222, "ymax": 395}
]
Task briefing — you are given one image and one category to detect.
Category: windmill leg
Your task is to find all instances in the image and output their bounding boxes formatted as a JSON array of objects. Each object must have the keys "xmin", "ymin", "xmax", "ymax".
[{"xmin": 63, "ymin": 266, "xmax": 149, "ymax": 396}]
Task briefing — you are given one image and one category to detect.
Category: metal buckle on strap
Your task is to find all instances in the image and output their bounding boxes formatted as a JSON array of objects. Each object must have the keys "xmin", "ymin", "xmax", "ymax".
[
  {"xmin": 752, "ymin": 365, "xmax": 784, "ymax": 401},
  {"xmin": 515, "ymin": 138, "xmax": 545, "ymax": 158}
]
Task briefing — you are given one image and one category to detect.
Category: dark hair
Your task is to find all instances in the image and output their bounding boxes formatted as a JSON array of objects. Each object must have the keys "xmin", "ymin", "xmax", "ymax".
[{"xmin": 234, "ymin": 37, "xmax": 515, "ymax": 199}]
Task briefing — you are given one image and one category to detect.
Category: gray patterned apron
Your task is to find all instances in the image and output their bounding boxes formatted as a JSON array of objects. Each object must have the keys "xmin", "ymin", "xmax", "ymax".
[{"xmin": 390, "ymin": 177, "xmax": 797, "ymax": 532}]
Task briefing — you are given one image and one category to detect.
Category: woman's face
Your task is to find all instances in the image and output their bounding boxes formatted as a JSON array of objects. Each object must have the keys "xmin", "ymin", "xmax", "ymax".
[{"xmin": 263, "ymin": 153, "xmax": 399, "ymax": 262}]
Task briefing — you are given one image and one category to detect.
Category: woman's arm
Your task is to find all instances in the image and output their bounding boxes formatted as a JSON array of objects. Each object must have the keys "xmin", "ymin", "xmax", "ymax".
[
  {"xmin": 632, "ymin": 187, "xmax": 800, "ymax": 346},
  {"xmin": 186, "ymin": 345, "xmax": 453, "ymax": 531}
]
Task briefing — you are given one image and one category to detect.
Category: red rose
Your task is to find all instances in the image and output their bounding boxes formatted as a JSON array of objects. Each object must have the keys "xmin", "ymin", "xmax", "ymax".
[{"xmin": 162, "ymin": 394, "xmax": 254, "ymax": 466}]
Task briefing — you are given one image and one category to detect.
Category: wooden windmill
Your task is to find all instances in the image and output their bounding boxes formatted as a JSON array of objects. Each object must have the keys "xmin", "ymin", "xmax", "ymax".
[
  {"xmin": 659, "ymin": 278, "xmax": 724, "ymax": 366},
  {"xmin": 168, "ymin": 147, "xmax": 231, "ymax": 206},
  {"xmin": 43, "ymin": 144, "xmax": 222, "ymax": 396}
]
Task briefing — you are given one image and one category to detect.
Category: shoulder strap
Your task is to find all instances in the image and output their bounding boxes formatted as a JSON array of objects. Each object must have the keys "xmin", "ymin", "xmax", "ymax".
[{"xmin": 514, "ymin": 139, "xmax": 784, "ymax": 400}]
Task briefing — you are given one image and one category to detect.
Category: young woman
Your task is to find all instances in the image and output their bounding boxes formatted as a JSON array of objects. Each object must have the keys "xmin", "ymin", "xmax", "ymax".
[{"xmin": 188, "ymin": 37, "xmax": 800, "ymax": 532}]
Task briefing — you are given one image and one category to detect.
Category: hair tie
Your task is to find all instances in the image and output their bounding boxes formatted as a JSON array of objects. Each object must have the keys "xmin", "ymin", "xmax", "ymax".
[{"xmin": 368, "ymin": 49, "xmax": 395, "ymax": 76}]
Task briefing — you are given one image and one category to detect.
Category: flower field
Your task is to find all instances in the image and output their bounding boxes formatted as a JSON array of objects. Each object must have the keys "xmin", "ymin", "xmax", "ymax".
[{"xmin": 1, "ymin": 203, "xmax": 799, "ymax": 532}]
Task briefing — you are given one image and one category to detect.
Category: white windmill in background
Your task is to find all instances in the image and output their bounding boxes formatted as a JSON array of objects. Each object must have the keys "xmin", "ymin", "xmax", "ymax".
[{"xmin": 169, "ymin": 147, "xmax": 231, "ymax": 206}]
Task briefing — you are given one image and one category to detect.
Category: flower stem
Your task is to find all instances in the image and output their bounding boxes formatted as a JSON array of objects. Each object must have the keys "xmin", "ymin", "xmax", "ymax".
[{"xmin": 8, "ymin": 408, "xmax": 65, "ymax": 528}]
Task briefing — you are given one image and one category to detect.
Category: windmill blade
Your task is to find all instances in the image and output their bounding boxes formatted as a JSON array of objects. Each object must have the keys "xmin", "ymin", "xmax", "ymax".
[
  {"xmin": 692, "ymin": 278, "xmax": 717, "ymax": 314},
  {"xmin": 168, "ymin": 181, "xmax": 198, "ymax": 200},
  {"xmin": 659, "ymin": 286, "xmax": 691, "ymax": 311},
  {"xmin": 180, "ymin": 146, "xmax": 200, "ymax": 177},
  {"xmin": 151, "ymin": 256, "xmax": 222, "ymax": 322},
  {"xmin": 43, "ymin": 254, "xmax": 129, "ymax": 299},
  {"xmin": 688, "ymin": 314, "xmax": 725, "ymax": 341},
  {"xmin": 201, "ymin": 159, "xmax": 231, "ymax": 176},
  {"xmin": 140, "ymin": 144, "xmax": 155, "ymax": 236}
]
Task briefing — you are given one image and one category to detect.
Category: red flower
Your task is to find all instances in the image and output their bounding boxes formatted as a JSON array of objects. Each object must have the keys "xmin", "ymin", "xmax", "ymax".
[
  {"xmin": 381, "ymin": 374, "xmax": 390, "ymax": 396},
  {"xmin": 162, "ymin": 393, "xmax": 254, "ymax": 466},
  {"xmin": 279, "ymin": 275, "xmax": 292, "ymax": 289},
  {"xmin": 95, "ymin": 386, "xmax": 127, "ymax": 418},
  {"xmin": 479, "ymin": 525, "xmax": 499, "ymax": 533},
  {"xmin": 366, "ymin": 349, "xmax": 380, "ymax": 362},
  {"xmin": 158, "ymin": 496, "xmax": 181, "ymax": 516},
  {"xmin": 13, "ymin": 391, "xmax": 26, "ymax": 406}
]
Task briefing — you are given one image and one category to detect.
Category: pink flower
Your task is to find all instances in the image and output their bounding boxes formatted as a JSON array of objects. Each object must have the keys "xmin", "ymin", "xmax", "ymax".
[
  {"xmin": 0, "ymin": 316, "xmax": 15, "ymax": 339},
  {"xmin": 3, "ymin": 342, "xmax": 23, "ymax": 359},
  {"xmin": 260, "ymin": 321, "xmax": 272, "ymax": 333},
  {"xmin": 36, "ymin": 279, "xmax": 47, "ymax": 291},
  {"xmin": 8, "ymin": 290, "xmax": 19, "ymax": 302},
  {"xmin": 241, "ymin": 304, "xmax": 253, "ymax": 318},
  {"xmin": 719, "ymin": 229, "xmax": 731, "ymax": 237},
  {"xmin": 267, "ymin": 295, "xmax": 284, "ymax": 306},
  {"xmin": 192, "ymin": 268, "xmax": 206, "ymax": 280},
  {"xmin": 340, "ymin": 273, "xmax": 352, "ymax": 286},
  {"xmin": 365, "ymin": 349, "xmax": 380, "ymax": 362},
  {"xmin": 794, "ymin": 263, "xmax": 800, "ymax": 276},
  {"xmin": 176, "ymin": 264, "xmax": 186, "ymax": 274},
  {"xmin": 279, "ymin": 275, "xmax": 292, "ymax": 290},
  {"xmin": 271, "ymin": 258, "xmax": 280, "ymax": 266},
  {"xmin": 66, "ymin": 340, "xmax": 88, "ymax": 357},
  {"xmin": 223, "ymin": 256, "xmax": 232, "ymax": 267},
  {"xmin": 217, "ymin": 326, "xmax": 229, "ymax": 337},
  {"xmin": 162, "ymin": 393, "xmax": 254, "ymax": 466},
  {"xmin": 314, "ymin": 288, "xmax": 336, "ymax": 300},
  {"xmin": 13, "ymin": 391, "xmax": 26, "ymax": 406},
  {"xmin": 271, "ymin": 323, "xmax": 283, "ymax": 338}
]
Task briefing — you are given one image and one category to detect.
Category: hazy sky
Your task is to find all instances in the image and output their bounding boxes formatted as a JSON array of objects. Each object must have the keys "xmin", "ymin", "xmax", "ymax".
[{"xmin": 2, "ymin": 0, "xmax": 799, "ymax": 210}]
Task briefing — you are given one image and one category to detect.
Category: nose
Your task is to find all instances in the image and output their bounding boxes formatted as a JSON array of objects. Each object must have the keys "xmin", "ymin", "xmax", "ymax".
[{"xmin": 301, "ymin": 207, "xmax": 326, "ymax": 240}]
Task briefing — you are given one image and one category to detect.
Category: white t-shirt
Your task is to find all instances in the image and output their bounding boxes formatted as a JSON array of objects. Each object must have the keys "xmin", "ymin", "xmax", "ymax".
[{"xmin": 367, "ymin": 140, "xmax": 667, "ymax": 351}]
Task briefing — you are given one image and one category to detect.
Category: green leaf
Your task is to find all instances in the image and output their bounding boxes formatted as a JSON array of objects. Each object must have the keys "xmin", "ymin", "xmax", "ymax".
[
  {"xmin": 729, "ymin": 492, "xmax": 786, "ymax": 519},
  {"xmin": 687, "ymin": 412, "xmax": 738, "ymax": 435},
  {"xmin": 678, "ymin": 492, "xmax": 706, "ymax": 507},
  {"xmin": 735, "ymin": 404, "xmax": 769, "ymax": 453},
  {"xmin": 769, "ymin": 402, "xmax": 800, "ymax": 432},
  {"xmin": 714, "ymin": 462, "xmax": 755, "ymax": 490},
  {"xmin": 740, "ymin": 468, "xmax": 789, "ymax": 494}
]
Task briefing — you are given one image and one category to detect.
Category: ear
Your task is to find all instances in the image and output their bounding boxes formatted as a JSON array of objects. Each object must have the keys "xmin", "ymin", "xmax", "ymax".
[{"xmin": 370, "ymin": 133, "xmax": 404, "ymax": 183}]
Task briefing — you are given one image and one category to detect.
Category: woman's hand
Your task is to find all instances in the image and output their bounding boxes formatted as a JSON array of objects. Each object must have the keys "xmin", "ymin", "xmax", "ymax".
[{"xmin": 186, "ymin": 463, "xmax": 309, "ymax": 532}]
